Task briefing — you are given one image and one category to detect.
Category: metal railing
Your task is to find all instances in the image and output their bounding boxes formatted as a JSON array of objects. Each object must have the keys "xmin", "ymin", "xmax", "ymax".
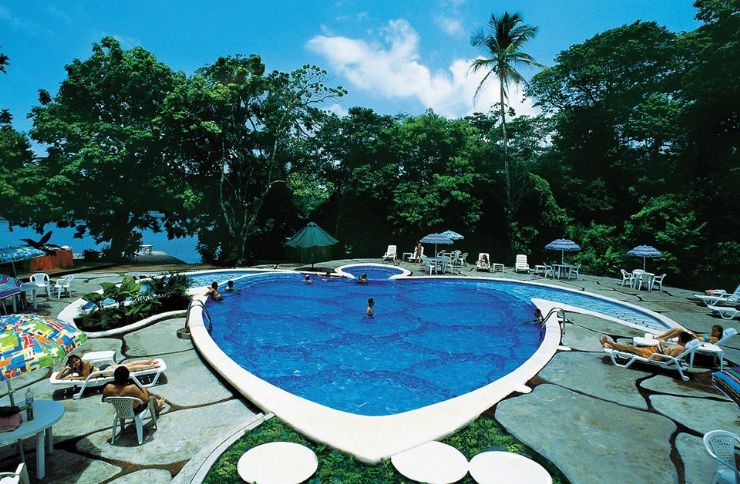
[
  {"xmin": 539, "ymin": 306, "xmax": 570, "ymax": 337},
  {"xmin": 185, "ymin": 299, "xmax": 213, "ymax": 334}
]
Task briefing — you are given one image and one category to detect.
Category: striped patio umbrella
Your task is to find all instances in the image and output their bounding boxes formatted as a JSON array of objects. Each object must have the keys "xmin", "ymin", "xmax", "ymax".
[
  {"xmin": 0, "ymin": 314, "xmax": 86, "ymax": 405},
  {"xmin": 0, "ymin": 274, "xmax": 22, "ymax": 300},
  {"xmin": 420, "ymin": 233, "xmax": 454, "ymax": 257},
  {"xmin": 627, "ymin": 245, "xmax": 662, "ymax": 271},
  {"xmin": 545, "ymin": 239, "xmax": 581, "ymax": 264},
  {"xmin": 440, "ymin": 230, "xmax": 464, "ymax": 241}
]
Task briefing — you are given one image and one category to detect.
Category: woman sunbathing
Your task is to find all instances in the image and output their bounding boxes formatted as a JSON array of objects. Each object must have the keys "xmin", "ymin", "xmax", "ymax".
[
  {"xmin": 57, "ymin": 355, "xmax": 161, "ymax": 380},
  {"xmin": 653, "ymin": 325, "xmax": 723, "ymax": 344},
  {"xmin": 599, "ymin": 332, "xmax": 693, "ymax": 359}
]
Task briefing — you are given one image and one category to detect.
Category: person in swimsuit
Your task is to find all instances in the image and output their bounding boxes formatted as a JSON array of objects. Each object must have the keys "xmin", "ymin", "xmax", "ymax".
[
  {"xmin": 599, "ymin": 331, "xmax": 693, "ymax": 359},
  {"xmin": 358, "ymin": 273, "xmax": 368, "ymax": 284},
  {"xmin": 57, "ymin": 355, "xmax": 161, "ymax": 380},
  {"xmin": 653, "ymin": 325, "xmax": 723, "ymax": 344},
  {"xmin": 206, "ymin": 281, "xmax": 223, "ymax": 301},
  {"xmin": 304, "ymin": 274, "xmax": 312, "ymax": 284},
  {"xmin": 103, "ymin": 366, "xmax": 166, "ymax": 415},
  {"xmin": 366, "ymin": 297, "xmax": 375, "ymax": 318},
  {"xmin": 224, "ymin": 280, "xmax": 234, "ymax": 292}
]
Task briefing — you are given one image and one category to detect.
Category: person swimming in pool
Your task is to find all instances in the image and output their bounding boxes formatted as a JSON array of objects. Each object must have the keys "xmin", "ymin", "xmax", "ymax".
[
  {"xmin": 304, "ymin": 274, "xmax": 312, "ymax": 284},
  {"xmin": 366, "ymin": 297, "xmax": 375, "ymax": 318},
  {"xmin": 358, "ymin": 273, "xmax": 368, "ymax": 284},
  {"xmin": 224, "ymin": 280, "xmax": 234, "ymax": 292},
  {"xmin": 205, "ymin": 281, "xmax": 223, "ymax": 301}
]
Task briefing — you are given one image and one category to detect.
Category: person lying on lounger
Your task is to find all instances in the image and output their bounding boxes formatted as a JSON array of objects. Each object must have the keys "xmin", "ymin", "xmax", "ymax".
[
  {"xmin": 599, "ymin": 331, "xmax": 693, "ymax": 359},
  {"xmin": 57, "ymin": 355, "xmax": 161, "ymax": 380},
  {"xmin": 653, "ymin": 325, "xmax": 723, "ymax": 344},
  {"xmin": 103, "ymin": 366, "xmax": 166, "ymax": 415}
]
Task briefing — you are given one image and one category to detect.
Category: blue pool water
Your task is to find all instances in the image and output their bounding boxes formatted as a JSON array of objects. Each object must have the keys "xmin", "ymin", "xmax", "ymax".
[
  {"xmin": 339, "ymin": 265, "xmax": 406, "ymax": 280},
  {"xmin": 208, "ymin": 273, "xmax": 543, "ymax": 415}
]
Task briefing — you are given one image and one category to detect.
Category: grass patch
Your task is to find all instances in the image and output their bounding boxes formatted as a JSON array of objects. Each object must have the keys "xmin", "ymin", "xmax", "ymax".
[{"xmin": 204, "ymin": 412, "xmax": 567, "ymax": 483}]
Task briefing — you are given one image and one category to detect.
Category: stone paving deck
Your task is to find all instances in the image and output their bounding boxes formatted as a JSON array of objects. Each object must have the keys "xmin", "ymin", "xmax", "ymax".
[{"xmin": 0, "ymin": 263, "xmax": 737, "ymax": 483}]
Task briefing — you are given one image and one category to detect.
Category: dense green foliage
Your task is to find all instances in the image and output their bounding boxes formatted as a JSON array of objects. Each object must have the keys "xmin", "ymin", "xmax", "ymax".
[
  {"xmin": 2, "ymin": 1, "xmax": 737, "ymax": 286},
  {"xmin": 77, "ymin": 273, "xmax": 191, "ymax": 330},
  {"xmin": 205, "ymin": 414, "xmax": 566, "ymax": 483}
]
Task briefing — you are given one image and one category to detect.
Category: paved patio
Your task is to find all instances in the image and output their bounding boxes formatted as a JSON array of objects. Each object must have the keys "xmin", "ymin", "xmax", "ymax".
[{"xmin": 0, "ymin": 263, "xmax": 737, "ymax": 482}]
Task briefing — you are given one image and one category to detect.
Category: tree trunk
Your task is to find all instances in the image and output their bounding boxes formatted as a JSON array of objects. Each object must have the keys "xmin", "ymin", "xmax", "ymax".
[{"xmin": 499, "ymin": 81, "xmax": 513, "ymax": 257}]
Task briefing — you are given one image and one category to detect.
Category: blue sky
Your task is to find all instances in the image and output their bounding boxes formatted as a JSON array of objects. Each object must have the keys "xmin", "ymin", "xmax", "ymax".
[{"xmin": 0, "ymin": 0, "xmax": 701, "ymax": 132}]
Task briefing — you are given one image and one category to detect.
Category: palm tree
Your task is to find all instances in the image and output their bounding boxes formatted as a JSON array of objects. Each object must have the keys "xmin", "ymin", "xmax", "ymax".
[{"xmin": 470, "ymin": 12, "xmax": 542, "ymax": 226}]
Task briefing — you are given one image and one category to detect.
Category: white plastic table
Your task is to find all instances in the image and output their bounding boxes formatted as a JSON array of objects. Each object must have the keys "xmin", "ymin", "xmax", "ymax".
[
  {"xmin": 0, "ymin": 400, "xmax": 65, "ymax": 480},
  {"xmin": 19, "ymin": 283, "xmax": 37, "ymax": 310}
]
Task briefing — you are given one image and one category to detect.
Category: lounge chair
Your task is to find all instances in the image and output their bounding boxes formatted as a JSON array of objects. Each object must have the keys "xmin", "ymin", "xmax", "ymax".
[
  {"xmin": 635, "ymin": 328, "xmax": 737, "ymax": 370},
  {"xmin": 695, "ymin": 285, "xmax": 740, "ymax": 307},
  {"xmin": 604, "ymin": 339, "xmax": 700, "ymax": 381},
  {"xmin": 476, "ymin": 253, "xmax": 491, "ymax": 272},
  {"xmin": 709, "ymin": 305, "xmax": 740, "ymax": 320},
  {"xmin": 105, "ymin": 396, "xmax": 158, "ymax": 445},
  {"xmin": 382, "ymin": 245, "xmax": 397, "ymax": 262},
  {"xmin": 514, "ymin": 254, "xmax": 530, "ymax": 273},
  {"xmin": 50, "ymin": 353, "xmax": 166, "ymax": 399}
]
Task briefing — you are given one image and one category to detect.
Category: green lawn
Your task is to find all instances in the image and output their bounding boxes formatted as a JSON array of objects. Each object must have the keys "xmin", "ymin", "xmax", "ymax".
[{"xmin": 205, "ymin": 411, "xmax": 567, "ymax": 483}]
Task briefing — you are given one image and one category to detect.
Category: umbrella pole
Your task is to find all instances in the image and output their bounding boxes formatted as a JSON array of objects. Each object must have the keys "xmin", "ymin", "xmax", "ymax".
[
  {"xmin": 561, "ymin": 250, "xmax": 564, "ymax": 264},
  {"xmin": 6, "ymin": 381, "xmax": 14, "ymax": 406},
  {"xmin": 643, "ymin": 257, "xmax": 646, "ymax": 271}
]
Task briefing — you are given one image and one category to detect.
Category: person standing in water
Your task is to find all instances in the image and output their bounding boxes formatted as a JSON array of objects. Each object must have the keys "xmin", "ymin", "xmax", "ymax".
[{"xmin": 366, "ymin": 297, "xmax": 375, "ymax": 318}]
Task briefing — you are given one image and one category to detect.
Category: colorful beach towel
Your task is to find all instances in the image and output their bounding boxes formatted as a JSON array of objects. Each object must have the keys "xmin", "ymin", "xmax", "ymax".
[{"xmin": 712, "ymin": 366, "xmax": 740, "ymax": 407}]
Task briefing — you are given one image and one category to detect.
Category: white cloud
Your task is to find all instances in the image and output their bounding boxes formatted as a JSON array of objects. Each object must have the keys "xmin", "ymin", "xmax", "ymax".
[
  {"xmin": 434, "ymin": 16, "xmax": 463, "ymax": 36},
  {"xmin": 325, "ymin": 103, "xmax": 348, "ymax": 117},
  {"xmin": 307, "ymin": 19, "xmax": 536, "ymax": 119}
]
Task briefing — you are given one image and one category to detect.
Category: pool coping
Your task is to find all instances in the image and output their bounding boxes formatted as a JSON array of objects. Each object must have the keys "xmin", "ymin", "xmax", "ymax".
[
  {"xmin": 188, "ymin": 276, "xmax": 590, "ymax": 463},
  {"xmin": 334, "ymin": 262, "xmax": 412, "ymax": 280}
]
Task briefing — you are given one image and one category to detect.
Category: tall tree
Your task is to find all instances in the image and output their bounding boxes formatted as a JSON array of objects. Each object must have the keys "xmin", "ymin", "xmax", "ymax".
[
  {"xmin": 0, "ymin": 46, "xmax": 8, "ymax": 74},
  {"xmin": 160, "ymin": 55, "xmax": 345, "ymax": 265},
  {"xmin": 28, "ymin": 37, "xmax": 185, "ymax": 260},
  {"xmin": 470, "ymin": 12, "xmax": 542, "ymax": 247}
]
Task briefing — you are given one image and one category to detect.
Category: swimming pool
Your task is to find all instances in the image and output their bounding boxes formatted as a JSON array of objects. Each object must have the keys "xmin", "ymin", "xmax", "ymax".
[{"xmin": 208, "ymin": 273, "xmax": 541, "ymax": 416}]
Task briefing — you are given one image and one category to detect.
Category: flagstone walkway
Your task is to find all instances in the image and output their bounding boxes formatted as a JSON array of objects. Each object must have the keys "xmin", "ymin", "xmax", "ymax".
[{"xmin": 0, "ymin": 263, "xmax": 737, "ymax": 483}]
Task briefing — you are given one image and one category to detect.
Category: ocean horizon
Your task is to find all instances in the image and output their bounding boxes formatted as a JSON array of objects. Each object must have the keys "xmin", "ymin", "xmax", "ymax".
[{"xmin": 0, "ymin": 220, "xmax": 201, "ymax": 264}]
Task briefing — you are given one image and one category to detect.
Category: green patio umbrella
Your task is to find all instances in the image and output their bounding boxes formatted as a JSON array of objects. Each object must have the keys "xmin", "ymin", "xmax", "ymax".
[{"xmin": 284, "ymin": 222, "xmax": 339, "ymax": 269}]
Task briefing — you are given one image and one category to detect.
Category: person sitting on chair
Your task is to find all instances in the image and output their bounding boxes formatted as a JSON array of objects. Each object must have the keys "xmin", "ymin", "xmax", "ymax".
[
  {"xmin": 103, "ymin": 366, "xmax": 166, "ymax": 415},
  {"xmin": 653, "ymin": 325, "xmax": 723, "ymax": 344},
  {"xmin": 599, "ymin": 331, "xmax": 693, "ymax": 359},
  {"xmin": 57, "ymin": 355, "xmax": 161, "ymax": 380}
]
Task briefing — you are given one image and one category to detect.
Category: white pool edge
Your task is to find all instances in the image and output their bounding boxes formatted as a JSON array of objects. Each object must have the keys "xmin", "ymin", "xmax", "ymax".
[
  {"xmin": 188, "ymin": 294, "xmax": 562, "ymax": 463},
  {"xmin": 335, "ymin": 262, "xmax": 412, "ymax": 280}
]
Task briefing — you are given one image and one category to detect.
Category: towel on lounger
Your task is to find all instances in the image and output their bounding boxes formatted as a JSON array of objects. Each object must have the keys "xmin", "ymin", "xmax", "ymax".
[{"xmin": 712, "ymin": 366, "xmax": 740, "ymax": 407}]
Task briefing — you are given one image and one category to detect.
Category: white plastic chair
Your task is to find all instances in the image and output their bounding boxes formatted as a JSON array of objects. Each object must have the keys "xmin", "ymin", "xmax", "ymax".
[
  {"xmin": 569, "ymin": 263, "xmax": 581, "ymax": 280},
  {"xmin": 544, "ymin": 264, "xmax": 555, "ymax": 279},
  {"xmin": 30, "ymin": 273, "xmax": 51, "ymax": 298},
  {"xmin": 105, "ymin": 396, "xmax": 158, "ymax": 445},
  {"xmin": 476, "ymin": 253, "xmax": 491, "ymax": 272},
  {"xmin": 515, "ymin": 255, "xmax": 530, "ymax": 273},
  {"xmin": 649, "ymin": 273, "xmax": 666, "ymax": 291},
  {"xmin": 709, "ymin": 306, "xmax": 740, "ymax": 320},
  {"xmin": 382, "ymin": 245, "xmax": 397, "ymax": 262},
  {"xmin": 703, "ymin": 430, "xmax": 739, "ymax": 484},
  {"xmin": 0, "ymin": 463, "xmax": 29, "ymax": 484},
  {"xmin": 54, "ymin": 275, "xmax": 74, "ymax": 298},
  {"xmin": 696, "ymin": 285, "xmax": 740, "ymax": 307},
  {"xmin": 620, "ymin": 269, "xmax": 634, "ymax": 287}
]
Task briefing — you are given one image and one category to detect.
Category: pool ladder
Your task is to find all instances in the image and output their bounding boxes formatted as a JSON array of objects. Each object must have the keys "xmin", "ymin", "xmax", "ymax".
[
  {"xmin": 184, "ymin": 300, "xmax": 213, "ymax": 334},
  {"xmin": 540, "ymin": 307, "xmax": 569, "ymax": 336}
]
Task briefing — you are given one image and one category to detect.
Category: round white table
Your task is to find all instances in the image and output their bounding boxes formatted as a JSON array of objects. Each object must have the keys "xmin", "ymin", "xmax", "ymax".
[
  {"xmin": 237, "ymin": 442, "xmax": 318, "ymax": 484},
  {"xmin": 0, "ymin": 400, "xmax": 65, "ymax": 480},
  {"xmin": 469, "ymin": 451, "xmax": 552, "ymax": 484}
]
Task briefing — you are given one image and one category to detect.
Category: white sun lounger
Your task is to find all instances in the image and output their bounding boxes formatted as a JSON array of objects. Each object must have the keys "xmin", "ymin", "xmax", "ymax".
[
  {"xmin": 50, "ymin": 354, "xmax": 167, "ymax": 399},
  {"xmin": 695, "ymin": 285, "xmax": 740, "ymax": 306},
  {"xmin": 635, "ymin": 328, "xmax": 737, "ymax": 370},
  {"xmin": 604, "ymin": 339, "xmax": 700, "ymax": 381},
  {"xmin": 708, "ymin": 305, "xmax": 740, "ymax": 320}
]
